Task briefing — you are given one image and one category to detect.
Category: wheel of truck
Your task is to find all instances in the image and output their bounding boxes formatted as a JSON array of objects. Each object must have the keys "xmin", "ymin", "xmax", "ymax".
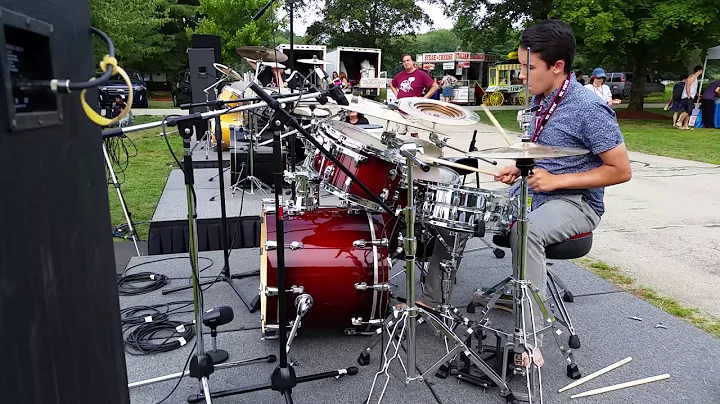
[{"xmin": 490, "ymin": 92, "xmax": 505, "ymax": 106}]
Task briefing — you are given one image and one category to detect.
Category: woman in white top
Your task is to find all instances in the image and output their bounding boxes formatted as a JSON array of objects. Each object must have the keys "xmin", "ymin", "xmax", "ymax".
[{"xmin": 584, "ymin": 68, "xmax": 613, "ymax": 105}]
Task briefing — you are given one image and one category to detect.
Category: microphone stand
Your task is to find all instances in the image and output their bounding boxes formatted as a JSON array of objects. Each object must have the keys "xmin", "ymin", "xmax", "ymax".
[
  {"xmin": 161, "ymin": 104, "xmax": 259, "ymax": 314},
  {"xmin": 185, "ymin": 81, "xmax": 370, "ymax": 404}
]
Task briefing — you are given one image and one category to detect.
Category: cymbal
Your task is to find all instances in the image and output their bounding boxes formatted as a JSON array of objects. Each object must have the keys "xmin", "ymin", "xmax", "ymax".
[
  {"xmin": 243, "ymin": 57, "xmax": 286, "ymax": 69},
  {"xmin": 468, "ymin": 142, "xmax": 589, "ymax": 160},
  {"xmin": 337, "ymin": 96, "xmax": 440, "ymax": 133},
  {"xmin": 236, "ymin": 46, "xmax": 288, "ymax": 63},
  {"xmin": 213, "ymin": 63, "xmax": 242, "ymax": 80},
  {"xmin": 397, "ymin": 97, "xmax": 480, "ymax": 126},
  {"xmin": 297, "ymin": 57, "xmax": 333, "ymax": 65}
]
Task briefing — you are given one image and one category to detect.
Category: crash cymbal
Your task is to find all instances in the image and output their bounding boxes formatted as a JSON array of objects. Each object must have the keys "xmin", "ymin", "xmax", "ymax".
[
  {"xmin": 236, "ymin": 46, "xmax": 288, "ymax": 63},
  {"xmin": 468, "ymin": 142, "xmax": 589, "ymax": 160},
  {"xmin": 337, "ymin": 95, "xmax": 440, "ymax": 133},
  {"xmin": 397, "ymin": 97, "xmax": 480, "ymax": 126},
  {"xmin": 213, "ymin": 63, "xmax": 242, "ymax": 80},
  {"xmin": 243, "ymin": 57, "xmax": 286, "ymax": 69},
  {"xmin": 297, "ymin": 56, "xmax": 333, "ymax": 65}
]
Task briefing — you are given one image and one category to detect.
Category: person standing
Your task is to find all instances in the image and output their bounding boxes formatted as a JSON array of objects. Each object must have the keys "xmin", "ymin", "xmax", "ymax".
[
  {"xmin": 670, "ymin": 75, "xmax": 688, "ymax": 127},
  {"xmin": 576, "ymin": 70, "xmax": 585, "ymax": 85},
  {"xmin": 390, "ymin": 54, "xmax": 439, "ymax": 99},
  {"xmin": 676, "ymin": 65, "xmax": 703, "ymax": 130},
  {"xmin": 701, "ymin": 79, "xmax": 720, "ymax": 129},
  {"xmin": 584, "ymin": 68, "xmax": 613, "ymax": 105}
]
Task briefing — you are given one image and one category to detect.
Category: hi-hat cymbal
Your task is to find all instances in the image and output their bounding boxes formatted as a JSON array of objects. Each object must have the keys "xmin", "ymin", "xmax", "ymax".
[
  {"xmin": 468, "ymin": 142, "xmax": 589, "ymax": 160},
  {"xmin": 297, "ymin": 57, "xmax": 333, "ymax": 65},
  {"xmin": 236, "ymin": 46, "xmax": 288, "ymax": 63},
  {"xmin": 213, "ymin": 63, "xmax": 242, "ymax": 80},
  {"xmin": 398, "ymin": 97, "xmax": 480, "ymax": 126},
  {"xmin": 338, "ymin": 95, "xmax": 440, "ymax": 133}
]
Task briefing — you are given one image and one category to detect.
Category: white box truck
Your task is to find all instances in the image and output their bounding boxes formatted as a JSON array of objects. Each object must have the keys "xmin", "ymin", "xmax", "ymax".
[
  {"xmin": 276, "ymin": 44, "xmax": 327, "ymax": 86},
  {"xmin": 326, "ymin": 46, "xmax": 383, "ymax": 98}
]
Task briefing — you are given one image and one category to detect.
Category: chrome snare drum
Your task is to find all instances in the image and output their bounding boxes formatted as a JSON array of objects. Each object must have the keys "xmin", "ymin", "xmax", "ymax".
[{"xmin": 415, "ymin": 184, "xmax": 517, "ymax": 235}]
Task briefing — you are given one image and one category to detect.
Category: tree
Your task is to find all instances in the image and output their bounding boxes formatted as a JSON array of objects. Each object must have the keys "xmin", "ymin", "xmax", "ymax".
[
  {"xmin": 193, "ymin": 0, "xmax": 281, "ymax": 68},
  {"xmin": 90, "ymin": 0, "xmax": 171, "ymax": 71},
  {"xmin": 305, "ymin": 0, "xmax": 432, "ymax": 70},
  {"xmin": 553, "ymin": 0, "xmax": 720, "ymax": 109},
  {"xmin": 448, "ymin": 0, "xmax": 551, "ymax": 53}
]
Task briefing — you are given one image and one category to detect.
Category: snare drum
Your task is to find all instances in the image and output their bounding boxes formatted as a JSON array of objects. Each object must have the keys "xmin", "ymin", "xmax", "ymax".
[
  {"xmin": 415, "ymin": 184, "xmax": 517, "ymax": 235},
  {"xmin": 211, "ymin": 82, "xmax": 249, "ymax": 150},
  {"xmin": 317, "ymin": 120, "xmax": 404, "ymax": 212},
  {"xmin": 260, "ymin": 204, "xmax": 390, "ymax": 336}
]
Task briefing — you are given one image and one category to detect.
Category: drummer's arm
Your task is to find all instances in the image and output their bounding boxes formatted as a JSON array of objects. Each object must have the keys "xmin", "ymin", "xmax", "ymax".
[{"xmin": 554, "ymin": 144, "xmax": 631, "ymax": 190}]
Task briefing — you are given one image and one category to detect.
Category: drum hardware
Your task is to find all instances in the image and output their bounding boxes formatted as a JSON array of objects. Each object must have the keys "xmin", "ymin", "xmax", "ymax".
[
  {"xmin": 264, "ymin": 240, "xmax": 304, "ymax": 251},
  {"xmin": 263, "ymin": 285, "xmax": 305, "ymax": 297},
  {"xmin": 286, "ymin": 294, "xmax": 314, "ymax": 354},
  {"xmin": 353, "ymin": 238, "xmax": 389, "ymax": 248},
  {"xmin": 427, "ymin": 132, "xmax": 498, "ymax": 167},
  {"xmin": 354, "ymin": 282, "xmax": 391, "ymax": 292},
  {"xmin": 468, "ymin": 140, "xmax": 589, "ymax": 401}
]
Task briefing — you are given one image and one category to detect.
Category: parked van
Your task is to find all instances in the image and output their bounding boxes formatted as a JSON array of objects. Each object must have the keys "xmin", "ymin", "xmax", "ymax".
[{"xmin": 606, "ymin": 72, "xmax": 665, "ymax": 98}]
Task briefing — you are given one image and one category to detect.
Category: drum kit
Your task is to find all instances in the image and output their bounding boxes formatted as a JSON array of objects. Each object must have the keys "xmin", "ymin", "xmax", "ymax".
[{"xmin": 143, "ymin": 46, "xmax": 593, "ymax": 402}]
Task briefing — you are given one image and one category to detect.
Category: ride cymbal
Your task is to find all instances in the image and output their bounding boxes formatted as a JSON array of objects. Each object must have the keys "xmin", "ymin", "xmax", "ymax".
[
  {"xmin": 235, "ymin": 46, "xmax": 288, "ymax": 63},
  {"xmin": 338, "ymin": 96, "xmax": 440, "ymax": 133},
  {"xmin": 468, "ymin": 142, "xmax": 589, "ymax": 160}
]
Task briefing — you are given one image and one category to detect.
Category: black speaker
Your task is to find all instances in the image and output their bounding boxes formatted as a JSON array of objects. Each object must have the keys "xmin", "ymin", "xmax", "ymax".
[
  {"xmin": 230, "ymin": 144, "xmax": 281, "ymax": 187},
  {"xmin": 192, "ymin": 34, "xmax": 222, "ymax": 64},
  {"xmin": 0, "ymin": 3, "xmax": 129, "ymax": 404},
  {"xmin": 188, "ymin": 47, "xmax": 217, "ymax": 114}
]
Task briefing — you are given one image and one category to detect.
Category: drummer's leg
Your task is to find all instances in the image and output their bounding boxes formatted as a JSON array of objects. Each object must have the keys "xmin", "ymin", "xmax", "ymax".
[
  {"xmin": 420, "ymin": 228, "xmax": 470, "ymax": 308},
  {"xmin": 509, "ymin": 195, "xmax": 599, "ymax": 346}
]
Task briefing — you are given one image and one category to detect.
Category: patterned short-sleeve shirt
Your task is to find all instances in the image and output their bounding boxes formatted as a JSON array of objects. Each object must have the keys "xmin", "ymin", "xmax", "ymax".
[{"xmin": 509, "ymin": 73, "xmax": 625, "ymax": 217}]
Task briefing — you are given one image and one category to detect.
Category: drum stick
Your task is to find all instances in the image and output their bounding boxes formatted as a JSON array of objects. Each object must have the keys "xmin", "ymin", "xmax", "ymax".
[
  {"xmin": 426, "ymin": 157, "xmax": 497, "ymax": 177},
  {"xmin": 570, "ymin": 374, "xmax": 670, "ymax": 399},
  {"xmin": 481, "ymin": 104, "xmax": 513, "ymax": 146},
  {"xmin": 558, "ymin": 357, "xmax": 632, "ymax": 393}
]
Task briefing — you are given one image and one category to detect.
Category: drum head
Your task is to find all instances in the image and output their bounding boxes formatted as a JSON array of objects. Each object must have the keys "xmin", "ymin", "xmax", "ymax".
[
  {"xmin": 221, "ymin": 81, "xmax": 250, "ymax": 98},
  {"xmin": 293, "ymin": 107, "xmax": 330, "ymax": 118},
  {"xmin": 413, "ymin": 166, "xmax": 460, "ymax": 185},
  {"xmin": 325, "ymin": 120, "xmax": 386, "ymax": 150}
]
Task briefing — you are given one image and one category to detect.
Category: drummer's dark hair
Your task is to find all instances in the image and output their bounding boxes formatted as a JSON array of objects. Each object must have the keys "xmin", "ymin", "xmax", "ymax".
[{"xmin": 520, "ymin": 20, "xmax": 576, "ymax": 74}]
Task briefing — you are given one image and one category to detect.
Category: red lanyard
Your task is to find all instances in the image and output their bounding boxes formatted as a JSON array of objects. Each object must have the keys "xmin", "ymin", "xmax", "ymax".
[{"xmin": 531, "ymin": 78, "xmax": 571, "ymax": 142}]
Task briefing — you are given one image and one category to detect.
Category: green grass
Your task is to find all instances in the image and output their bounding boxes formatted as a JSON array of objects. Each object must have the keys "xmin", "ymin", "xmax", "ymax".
[
  {"xmin": 487, "ymin": 108, "xmax": 720, "ymax": 165},
  {"xmin": 148, "ymin": 100, "xmax": 176, "ymax": 109},
  {"xmin": 575, "ymin": 258, "xmax": 720, "ymax": 338},
  {"xmin": 645, "ymin": 84, "xmax": 673, "ymax": 103},
  {"xmin": 105, "ymin": 116, "xmax": 182, "ymax": 241}
]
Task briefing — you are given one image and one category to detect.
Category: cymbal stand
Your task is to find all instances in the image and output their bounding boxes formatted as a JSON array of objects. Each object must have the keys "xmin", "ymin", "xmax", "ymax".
[
  {"xmin": 362, "ymin": 145, "xmax": 515, "ymax": 404},
  {"xmin": 233, "ymin": 112, "xmax": 272, "ymax": 196}
]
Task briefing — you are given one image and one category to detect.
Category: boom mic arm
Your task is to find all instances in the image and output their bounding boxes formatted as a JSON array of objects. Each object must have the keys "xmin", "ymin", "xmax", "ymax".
[{"xmin": 313, "ymin": 67, "xmax": 348, "ymax": 106}]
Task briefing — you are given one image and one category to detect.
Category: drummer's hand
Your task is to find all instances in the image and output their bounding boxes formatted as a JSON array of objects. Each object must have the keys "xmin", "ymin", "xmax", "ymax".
[
  {"xmin": 528, "ymin": 168, "xmax": 561, "ymax": 192},
  {"xmin": 494, "ymin": 165, "xmax": 520, "ymax": 184}
]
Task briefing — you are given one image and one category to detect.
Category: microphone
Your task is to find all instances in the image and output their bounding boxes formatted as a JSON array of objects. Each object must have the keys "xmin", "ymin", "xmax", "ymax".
[
  {"xmin": 202, "ymin": 306, "xmax": 234, "ymax": 328},
  {"xmin": 313, "ymin": 67, "xmax": 348, "ymax": 105}
]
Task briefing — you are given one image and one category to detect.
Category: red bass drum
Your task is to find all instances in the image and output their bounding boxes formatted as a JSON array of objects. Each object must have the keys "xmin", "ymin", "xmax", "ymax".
[{"xmin": 260, "ymin": 205, "xmax": 391, "ymax": 336}]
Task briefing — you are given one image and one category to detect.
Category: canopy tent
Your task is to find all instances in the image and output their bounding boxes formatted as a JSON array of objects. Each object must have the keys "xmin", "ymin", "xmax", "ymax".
[{"xmin": 697, "ymin": 44, "xmax": 720, "ymax": 97}]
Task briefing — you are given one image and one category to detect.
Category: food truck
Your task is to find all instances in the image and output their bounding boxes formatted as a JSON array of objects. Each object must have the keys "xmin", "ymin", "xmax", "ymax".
[
  {"xmin": 385, "ymin": 51, "xmax": 496, "ymax": 104},
  {"xmin": 482, "ymin": 52, "xmax": 526, "ymax": 106}
]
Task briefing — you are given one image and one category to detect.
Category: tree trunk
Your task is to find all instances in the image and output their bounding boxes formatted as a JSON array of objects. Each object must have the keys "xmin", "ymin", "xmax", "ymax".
[{"xmin": 628, "ymin": 53, "xmax": 646, "ymax": 111}]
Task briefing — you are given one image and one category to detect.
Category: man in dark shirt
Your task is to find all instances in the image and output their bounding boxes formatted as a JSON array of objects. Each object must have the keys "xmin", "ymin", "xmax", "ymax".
[
  {"xmin": 701, "ymin": 79, "xmax": 720, "ymax": 128},
  {"xmin": 390, "ymin": 54, "xmax": 438, "ymax": 99}
]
